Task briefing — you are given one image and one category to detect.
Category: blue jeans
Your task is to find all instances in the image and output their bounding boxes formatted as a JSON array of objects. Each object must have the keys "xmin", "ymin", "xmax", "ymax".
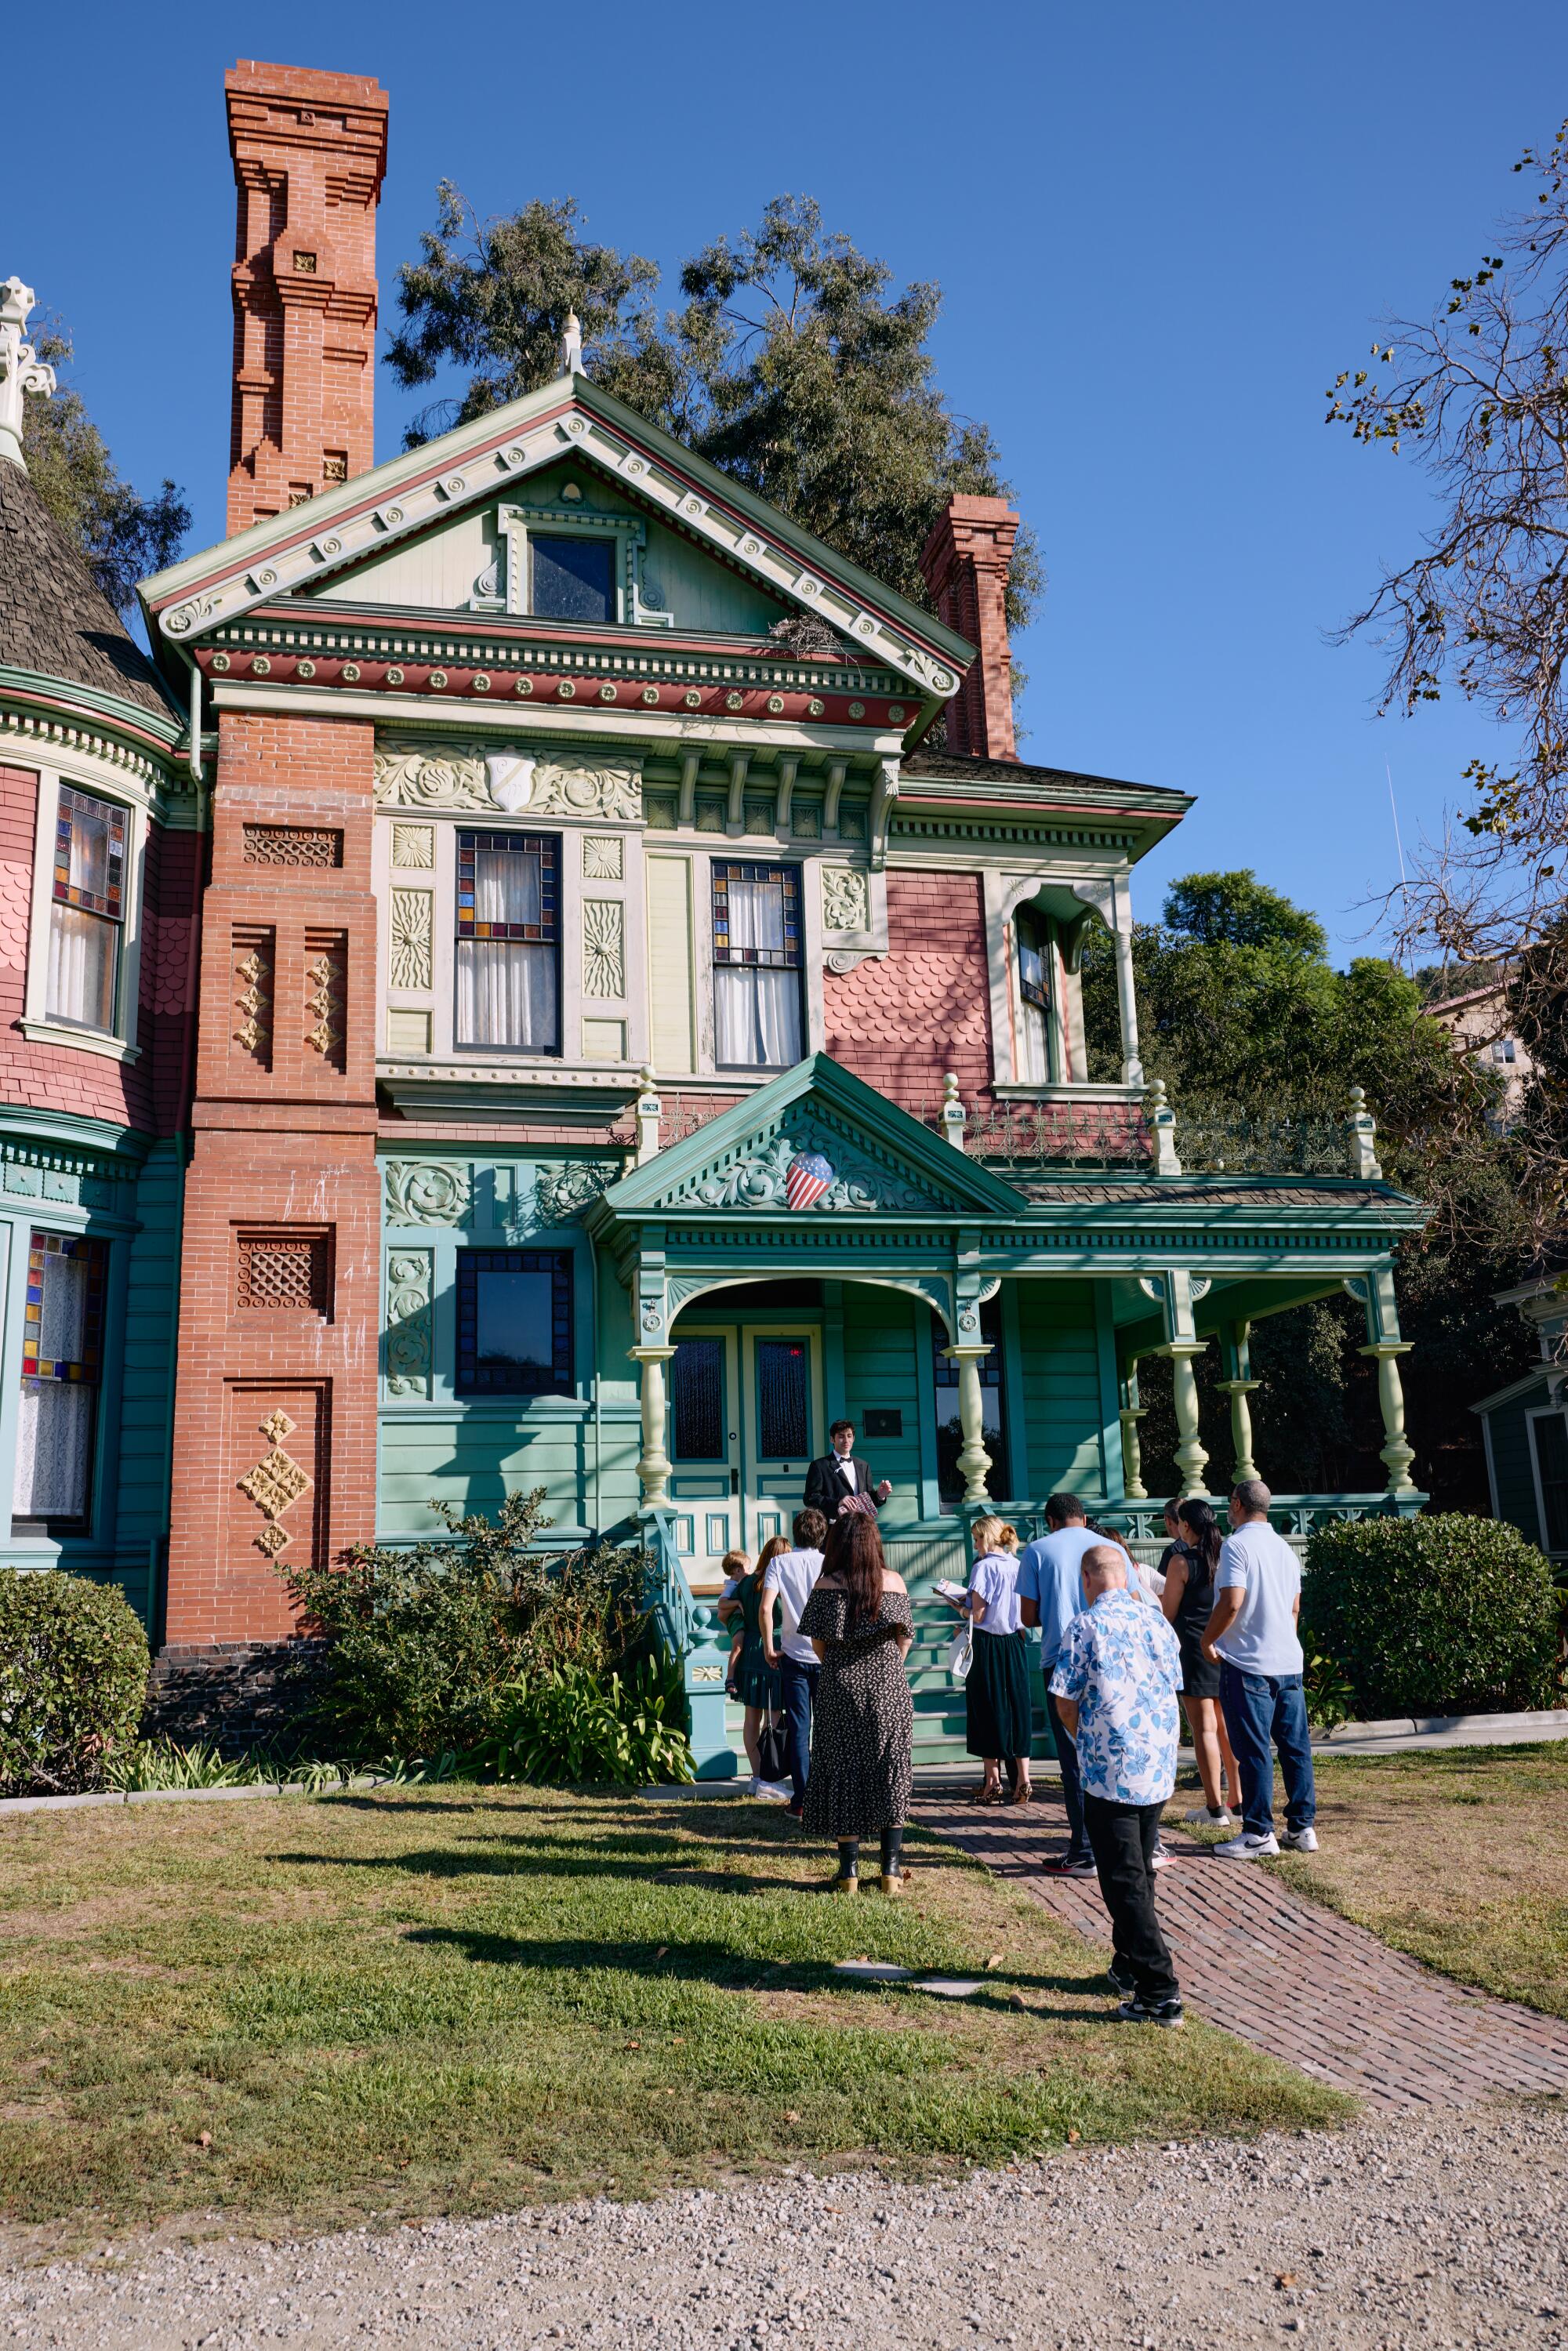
[
  {"xmin": 1220, "ymin": 1663, "xmax": 1316, "ymax": 1838},
  {"xmin": 779, "ymin": 1655, "xmax": 819, "ymax": 1803},
  {"xmin": 1046, "ymin": 1685, "xmax": 1093, "ymax": 1863}
]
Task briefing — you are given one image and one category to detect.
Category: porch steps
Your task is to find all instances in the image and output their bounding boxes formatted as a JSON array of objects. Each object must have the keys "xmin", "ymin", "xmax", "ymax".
[{"xmin": 720, "ymin": 1584, "xmax": 1046, "ymax": 1776}]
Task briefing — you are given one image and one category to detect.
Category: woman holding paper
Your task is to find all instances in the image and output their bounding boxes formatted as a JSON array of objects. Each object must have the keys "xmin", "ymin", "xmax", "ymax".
[{"xmin": 946, "ymin": 1517, "xmax": 1033, "ymax": 1808}]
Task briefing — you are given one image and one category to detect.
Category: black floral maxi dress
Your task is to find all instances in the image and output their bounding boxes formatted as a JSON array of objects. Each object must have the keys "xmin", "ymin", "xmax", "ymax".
[{"xmin": 797, "ymin": 1584, "xmax": 914, "ymax": 1838}]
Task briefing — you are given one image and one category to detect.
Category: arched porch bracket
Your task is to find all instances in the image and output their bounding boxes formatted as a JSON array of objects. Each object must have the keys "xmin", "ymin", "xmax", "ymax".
[{"xmin": 664, "ymin": 1266, "xmax": 955, "ymax": 1338}]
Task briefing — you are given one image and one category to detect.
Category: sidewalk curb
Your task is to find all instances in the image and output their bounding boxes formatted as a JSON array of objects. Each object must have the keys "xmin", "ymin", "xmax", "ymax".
[{"xmin": 1311, "ymin": 1707, "xmax": 1568, "ymax": 1745}]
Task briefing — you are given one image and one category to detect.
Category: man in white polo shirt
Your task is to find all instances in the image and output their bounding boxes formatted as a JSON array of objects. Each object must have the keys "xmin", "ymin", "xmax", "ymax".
[{"xmin": 1201, "ymin": 1477, "xmax": 1318, "ymax": 1859}]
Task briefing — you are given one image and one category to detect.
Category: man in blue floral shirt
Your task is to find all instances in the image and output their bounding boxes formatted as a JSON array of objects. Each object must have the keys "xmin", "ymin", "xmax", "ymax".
[{"xmin": 1049, "ymin": 1543, "xmax": 1185, "ymax": 2025}]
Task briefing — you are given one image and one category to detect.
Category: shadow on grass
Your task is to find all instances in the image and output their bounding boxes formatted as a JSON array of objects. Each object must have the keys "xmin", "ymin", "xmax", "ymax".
[{"xmin": 403, "ymin": 1923, "xmax": 1105, "ymax": 2019}]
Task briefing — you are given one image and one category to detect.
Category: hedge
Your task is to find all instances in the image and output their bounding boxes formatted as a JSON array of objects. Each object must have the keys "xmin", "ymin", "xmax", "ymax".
[
  {"xmin": 0, "ymin": 1569, "xmax": 150, "ymax": 1795},
  {"xmin": 1301, "ymin": 1514, "xmax": 1563, "ymax": 1718}
]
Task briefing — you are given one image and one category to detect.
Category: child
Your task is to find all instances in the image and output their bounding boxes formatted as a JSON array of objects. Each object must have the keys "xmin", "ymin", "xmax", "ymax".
[{"xmin": 715, "ymin": 1549, "xmax": 749, "ymax": 1697}]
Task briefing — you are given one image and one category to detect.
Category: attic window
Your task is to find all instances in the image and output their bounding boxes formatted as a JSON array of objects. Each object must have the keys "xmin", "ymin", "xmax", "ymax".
[{"xmin": 532, "ymin": 535, "xmax": 614, "ymax": 625}]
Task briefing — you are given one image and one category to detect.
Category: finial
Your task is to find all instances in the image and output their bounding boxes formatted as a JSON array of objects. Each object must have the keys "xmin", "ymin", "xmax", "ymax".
[
  {"xmin": 940, "ymin": 1071, "xmax": 967, "ymax": 1150},
  {"xmin": 560, "ymin": 309, "xmax": 584, "ymax": 378},
  {"xmin": 1345, "ymin": 1082, "xmax": 1382, "ymax": 1181},
  {"xmin": 1146, "ymin": 1078, "xmax": 1168, "ymax": 1112},
  {"xmin": 1144, "ymin": 1076, "xmax": 1181, "ymax": 1175},
  {"xmin": 635, "ymin": 1065, "xmax": 662, "ymax": 1166},
  {"xmin": 0, "ymin": 279, "xmax": 56, "ymax": 473}
]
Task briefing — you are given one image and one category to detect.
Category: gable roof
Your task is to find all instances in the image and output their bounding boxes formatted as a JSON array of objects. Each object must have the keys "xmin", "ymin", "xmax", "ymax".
[
  {"xmin": 601, "ymin": 1054, "xmax": 1024, "ymax": 1221},
  {"xmin": 138, "ymin": 373, "xmax": 976, "ymax": 706},
  {"xmin": 0, "ymin": 460, "xmax": 179, "ymax": 720}
]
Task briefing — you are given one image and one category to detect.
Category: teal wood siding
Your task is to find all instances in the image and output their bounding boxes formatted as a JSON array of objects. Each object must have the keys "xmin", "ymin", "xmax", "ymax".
[
  {"xmin": 377, "ymin": 1150, "xmax": 630, "ymax": 1544},
  {"xmin": 111, "ymin": 1137, "xmax": 185, "ymax": 1627},
  {"xmin": 1015, "ymin": 1279, "xmax": 1106, "ymax": 1497},
  {"xmin": 1485, "ymin": 1380, "xmax": 1552, "ymax": 1548},
  {"xmin": 840, "ymin": 1286, "xmax": 924, "ymax": 1507}
]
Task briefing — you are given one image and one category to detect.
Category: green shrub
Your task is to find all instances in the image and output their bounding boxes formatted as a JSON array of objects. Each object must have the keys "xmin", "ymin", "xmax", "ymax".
[
  {"xmin": 469, "ymin": 1653, "xmax": 695, "ymax": 1787},
  {"xmin": 1302, "ymin": 1514, "xmax": 1563, "ymax": 1718},
  {"xmin": 0, "ymin": 1569, "xmax": 149, "ymax": 1795},
  {"xmin": 278, "ymin": 1488, "xmax": 652, "ymax": 1764}
]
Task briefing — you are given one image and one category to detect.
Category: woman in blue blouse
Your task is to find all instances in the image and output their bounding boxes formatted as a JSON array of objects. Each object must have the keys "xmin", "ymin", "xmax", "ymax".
[{"xmin": 947, "ymin": 1516, "xmax": 1034, "ymax": 1806}]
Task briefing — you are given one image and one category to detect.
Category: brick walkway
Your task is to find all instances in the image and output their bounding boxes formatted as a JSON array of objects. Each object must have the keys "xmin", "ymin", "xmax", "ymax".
[{"xmin": 914, "ymin": 1791, "xmax": 1568, "ymax": 2111}]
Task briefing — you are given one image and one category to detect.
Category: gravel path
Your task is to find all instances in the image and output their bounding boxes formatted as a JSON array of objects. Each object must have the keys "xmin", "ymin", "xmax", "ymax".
[{"xmin": 4, "ymin": 2102, "xmax": 1564, "ymax": 2349}]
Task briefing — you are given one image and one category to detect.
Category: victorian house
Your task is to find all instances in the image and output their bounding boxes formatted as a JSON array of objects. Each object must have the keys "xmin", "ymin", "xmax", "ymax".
[{"xmin": 0, "ymin": 60, "xmax": 1426, "ymax": 1747}]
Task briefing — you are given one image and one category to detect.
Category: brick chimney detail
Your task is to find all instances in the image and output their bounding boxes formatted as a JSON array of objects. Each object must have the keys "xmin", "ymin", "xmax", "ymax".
[
  {"xmin": 918, "ymin": 495, "xmax": 1021, "ymax": 762},
  {"xmin": 225, "ymin": 60, "xmax": 390, "ymax": 536}
]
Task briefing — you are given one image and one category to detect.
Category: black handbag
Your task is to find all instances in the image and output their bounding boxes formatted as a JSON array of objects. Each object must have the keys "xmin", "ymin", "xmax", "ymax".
[{"xmin": 756, "ymin": 1715, "xmax": 789, "ymax": 1783}]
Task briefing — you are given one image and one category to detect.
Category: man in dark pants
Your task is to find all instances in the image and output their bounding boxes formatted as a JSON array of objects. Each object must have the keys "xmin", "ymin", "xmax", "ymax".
[
  {"xmin": 760, "ymin": 1508, "xmax": 828, "ymax": 1816},
  {"xmin": 1049, "ymin": 1543, "xmax": 1185, "ymax": 2026},
  {"xmin": 1019, "ymin": 1493, "xmax": 1125, "ymax": 1875}
]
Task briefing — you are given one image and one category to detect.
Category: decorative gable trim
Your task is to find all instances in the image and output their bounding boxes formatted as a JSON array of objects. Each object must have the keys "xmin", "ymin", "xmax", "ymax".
[{"xmin": 141, "ymin": 380, "xmax": 972, "ymax": 703}]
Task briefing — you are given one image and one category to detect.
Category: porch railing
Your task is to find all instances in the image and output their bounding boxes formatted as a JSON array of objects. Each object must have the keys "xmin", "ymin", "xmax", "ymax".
[{"xmin": 641, "ymin": 1507, "xmax": 739, "ymax": 1780}]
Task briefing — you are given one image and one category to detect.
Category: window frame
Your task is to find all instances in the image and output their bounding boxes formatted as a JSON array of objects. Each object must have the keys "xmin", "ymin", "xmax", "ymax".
[
  {"xmin": 710, "ymin": 859, "xmax": 804, "ymax": 1073},
  {"xmin": 11, "ymin": 1228, "xmax": 109, "ymax": 1537},
  {"xmin": 453, "ymin": 828, "xmax": 561, "ymax": 1058},
  {"xmin": 454, "ymin": 1247, "xmax": 574, "ymax": 1398},
  {"xmin": 529, "ymin": 533, "xmax": 617, "ymax": 626},
  {"xmin": 22, "ymin": 769, "xmax": 146, "ymax": 1061}
]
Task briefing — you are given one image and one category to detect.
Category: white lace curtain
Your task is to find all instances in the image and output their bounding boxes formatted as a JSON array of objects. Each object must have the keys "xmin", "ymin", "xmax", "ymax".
[
  {"xmin": 13, "ymin": 1250, "xmax": 95, "ymax": 1522},
  {"xmin": 1016, "ymin": 920, "xmax": 1051, "ymax": 1083},
  {"xmin": 714, "ymin": 876, "xmax": 802, "ymax": 1068},
  {"xmin": 456, "ymin": 847, "xmax": 557, "ymax": 1050},
  {"xmin": 47, "ymin": 794, "xmax": 119, "ymax": 1032}
]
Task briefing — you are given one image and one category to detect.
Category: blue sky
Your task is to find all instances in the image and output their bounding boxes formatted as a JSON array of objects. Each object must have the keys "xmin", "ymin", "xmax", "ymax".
[{"xmin": 6, "ymin": 1, "xmax": 1566, "ymax": 956}]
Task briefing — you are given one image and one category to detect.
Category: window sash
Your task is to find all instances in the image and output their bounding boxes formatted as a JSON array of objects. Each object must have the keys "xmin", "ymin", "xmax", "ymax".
[
  {"xmin": 713, "ymin": 966, "xmax": 802, "ymax": 1068},
  {"xmin": 531, "ymin": 535, "xmax": 616, "ymax": 624},
  {"xmin": 1017, "ymin": 912, "xmax": 1049, "ymax": 1011},
  {"xmin": 54, "ymin": 788, "xmax": 125, "ymax": 921},
  {"xmin": 14, "ymin": 1232, "xmax": 107, "ymax": 1532},
  {"xmin": 456, "ymin": 832, "xmax": 557, "ymax": 941},
  {"xmin": 713, "ymin": 864, "xmax": 800, "ymax": 969}
]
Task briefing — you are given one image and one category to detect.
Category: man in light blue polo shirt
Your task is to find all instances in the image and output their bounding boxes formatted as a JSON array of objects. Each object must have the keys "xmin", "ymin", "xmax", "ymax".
[
  {"xmin": 1018, "ymin": 1493, "xmax": 1112, "ymax": 1876},
  {"xmin": 1203, "ymin": 1477, "xmax": 1318, "ymax": 1859}
]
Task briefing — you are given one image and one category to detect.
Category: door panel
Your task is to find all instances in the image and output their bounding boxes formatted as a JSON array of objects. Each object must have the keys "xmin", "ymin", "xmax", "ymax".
[
  {"xmin": 742, "ymin": 1325, "xmax": 822, "ymax": 1558},
  {"xmin": 669, "ymin": 1330, "xmax": 740, "ymax": 1586}
]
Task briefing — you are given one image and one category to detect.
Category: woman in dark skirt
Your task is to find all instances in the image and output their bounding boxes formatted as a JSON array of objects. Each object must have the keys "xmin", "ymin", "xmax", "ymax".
[
  {"xmin": 948, "ymin": 1517, "xmax": 1034, "ymax": 1808},
  {"xmin": 1160, "ymin": 1497, "xmax": 1242, "ymax": 1824},
  {"xmin": 734, "ymin": 1534, "xmax": 788, "ymax": 1797},
  {"xmin": 798, "ymin": 1512, "xmax": 914, "ymax": 1895}
]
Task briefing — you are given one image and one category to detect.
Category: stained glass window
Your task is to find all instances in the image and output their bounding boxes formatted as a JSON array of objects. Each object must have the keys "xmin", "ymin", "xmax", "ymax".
[
  {"xmin": 48, "ymin": 788, "xmax": 126, "ymax": 1032},
  {"xmin": 455, "ymin": 1250, "xmax": 572, "ymax": 1395},
  {"xmin": 756, "ymin": 1340, "xmax": 808, "ymax": 1460},
  {"xmin": 456, "ymin": 832, "xmax": 559, "ymax": 1052},
  {"xmin": 13, "ymin": 1232, "xmax": 107, "ymax": 1532},
  {"xmin": 712, "ymin": 863, "xmax": 803, "ymax": 1068},
  {"xmin": 672, "ymin": 1339, "xmax": 725, "ymax": 1460}
]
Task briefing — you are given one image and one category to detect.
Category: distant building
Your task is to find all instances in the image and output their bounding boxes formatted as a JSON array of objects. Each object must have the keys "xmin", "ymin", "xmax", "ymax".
[{"xmin": 1427, "ymin": 980, "xmax": 1533, "ymax": 1121}]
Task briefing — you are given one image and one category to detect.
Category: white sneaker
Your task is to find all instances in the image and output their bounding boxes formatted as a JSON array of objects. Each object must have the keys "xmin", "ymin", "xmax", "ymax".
[
  {"xmin": 1214, "ymin": 1830, "xmax": 1279, "ymax": 1860},
  {"xmin": 1150, "ymin": 1845, "xmax": 1174, "ymax": 1870},
  {"xmin": 1184, "ymin": 1805, "xmax": 1235, "ymax": 1827},
  {"xmin": 1279, "ymin": 1826, "xmax": 1319, "ymax": 1852}
]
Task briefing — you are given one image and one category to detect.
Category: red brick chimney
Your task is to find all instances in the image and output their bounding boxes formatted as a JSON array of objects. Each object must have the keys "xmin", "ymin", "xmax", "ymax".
[
  {"xmin": 918, "ymin": 495, "xmax": 1021, "ymax": 761},
  {"xmin": 225, "ymin": 60, "xmax": 390, "ymax": 535}
]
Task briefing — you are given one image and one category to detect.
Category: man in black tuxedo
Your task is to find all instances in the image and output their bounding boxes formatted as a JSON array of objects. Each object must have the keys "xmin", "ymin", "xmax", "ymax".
[{"xmin": 804, "ymin": 1420, "xmax": 892, "ymax": 1519}]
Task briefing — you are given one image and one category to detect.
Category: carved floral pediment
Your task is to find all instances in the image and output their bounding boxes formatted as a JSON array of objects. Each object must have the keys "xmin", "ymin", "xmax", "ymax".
[
  {"xmin": 659, "ymin": 1121, "xmax": 940, "ymax": 1214},
  {"xmin": 374, "ymin": 738, "xmax": 641, "ymax": 822}
]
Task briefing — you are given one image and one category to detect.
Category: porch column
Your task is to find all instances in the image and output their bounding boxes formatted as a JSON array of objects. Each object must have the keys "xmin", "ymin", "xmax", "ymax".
[
  {"xmin": 630, "ymin": 1345, "xmax": 677, "ymax": 1508},
  {"xmin": 1150, "ymin": 1268, "xmax": 1209, "ymax": 1499},
  {"xmin": 1218, "ymin": 1320, "xmax": 1261, "ymax": 1485},
  {"xmin": 1347, "ymin": 1268, "xmax": 1417, "ymax": 1497},
  {"xmin": 942, "ymin": 1345, "xmax": 994, "ymax": 1506},
  {"xmin": 1118, "ymin": 1364, "xmax": 1149, "ymax": 1501},
  {"xmin": 1113, "ymin": 924, "xmax": 1144, "ymax": 1087}
]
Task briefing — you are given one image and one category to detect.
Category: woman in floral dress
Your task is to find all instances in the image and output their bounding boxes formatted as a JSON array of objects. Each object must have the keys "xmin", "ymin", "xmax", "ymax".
[{"xmin": 798, "ymin": 1512, "xmax": 914, "ymax": 1895}]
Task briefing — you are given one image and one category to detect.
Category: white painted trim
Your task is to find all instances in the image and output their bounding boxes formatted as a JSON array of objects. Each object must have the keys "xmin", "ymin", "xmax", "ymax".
[
  {"xmin": 1480, "ymin": 1407, "xmax": 1501, "ymax": 1519},
  {"xmin": 21, "ymin": 767, "xmax": 146, "ymax": 1056}
]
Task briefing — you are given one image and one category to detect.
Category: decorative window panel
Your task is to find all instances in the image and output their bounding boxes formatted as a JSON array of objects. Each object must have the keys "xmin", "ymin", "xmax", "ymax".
[
  {"xmin": 671, "ymin": 1337, "xmax": 724, "ymax": 1460},
  {"xmin": 756, "ymin": 1339, "xmax": 809, "ymax": 1460},
  {"xmin": 242, "ymin": 824, "xmax": 342, "ymax": 866},
  {"xmin": 47, "ymin": 788, "xmax": 126, "ymax": 1032},
  {"xmin": 582, "ymin": 900, "xmax": 625, "ymax": 999},
  {"xmin": 456, "ymin": 832, "xmax": 560, "ymax": 1054},
  {"xmin": 13, "ymin": 1232, "xmax": 107, "ymax": 1531},
  {"xmin": 455, "ymin": 1249, "xmax": 572, "ymax": 1396},
  {"xmin": 390, "ymin": 891, "xmax": 434, "ymax": 992},
  {"xmin": 237, "ymin": 1230, "xmax": 331, "ymax": 1315}
]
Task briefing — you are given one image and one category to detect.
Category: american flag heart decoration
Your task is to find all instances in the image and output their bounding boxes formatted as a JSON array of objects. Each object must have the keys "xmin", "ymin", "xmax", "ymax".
[{"xmin": 784, "ymin": 1149, "xmax": 835, "ymax": 1211}]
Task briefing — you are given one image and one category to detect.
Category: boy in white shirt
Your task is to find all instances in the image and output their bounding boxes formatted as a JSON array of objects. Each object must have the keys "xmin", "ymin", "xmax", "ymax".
[{"xmin": 1203, "ymin": 1478, "xmax": 1318, "ymax": 1859}]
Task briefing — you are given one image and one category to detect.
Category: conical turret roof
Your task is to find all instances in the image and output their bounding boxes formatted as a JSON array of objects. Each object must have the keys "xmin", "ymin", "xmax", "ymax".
[{"xmin": 0, "ymin": 459, "xmax": 177, "ymax": 718}]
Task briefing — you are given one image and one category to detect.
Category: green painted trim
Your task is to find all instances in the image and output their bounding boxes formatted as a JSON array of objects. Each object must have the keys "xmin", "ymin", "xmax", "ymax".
[
  {"xmin": 0, "ymin": 1105, "xmax": 151, "ymax": 1175},
  {"xmin": 998, "ymin": 1278, "xmax": 1027, "ymax": 1498},
  {"xmin": 0, "ymin": 663, "xmax": 183, "ymax": 749},
  {"xmin": 1094, "ymin": 1280, "xmax": 1125, "ymax": 1497},
  {"xmin": 913, "ymin": 1293, "xmax": 942, "ymax": 1520},
  {"xmin": 822, "ymin": 1280, "xmax": 847, "ymax": 1425}
]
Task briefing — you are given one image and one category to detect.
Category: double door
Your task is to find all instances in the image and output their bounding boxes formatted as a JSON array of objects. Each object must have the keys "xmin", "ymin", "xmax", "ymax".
[{"xmin": 666, "ymin": 1320, "xmax": 823, "ymax": 1587}]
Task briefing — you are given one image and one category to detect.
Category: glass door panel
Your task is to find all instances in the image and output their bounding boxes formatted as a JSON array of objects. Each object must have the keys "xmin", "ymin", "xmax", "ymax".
[
  {"xmin": 742, "ymin": 1326, "xmax": 822, "ymax": 1555},
  {"xmin": 669, "ymin": 1330, "xmax": 740, "ymax": 1588}
]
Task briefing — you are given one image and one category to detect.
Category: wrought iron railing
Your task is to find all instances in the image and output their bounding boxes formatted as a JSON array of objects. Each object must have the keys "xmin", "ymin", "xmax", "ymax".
[
  {"xmin": 1171, "ymin": 1115, "xmax": 1351, "ymax": 1176},
  {"xmin": 920, "ymin": 1098, "xmax": 1151, "ymax": 1172}
]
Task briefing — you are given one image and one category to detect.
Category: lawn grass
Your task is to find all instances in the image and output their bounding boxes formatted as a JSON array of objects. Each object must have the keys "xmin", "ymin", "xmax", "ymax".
[
  {"xmin": 0, "ymin": 1787, "xmax": 1344, "ymax": 2242},
  {"xmin": 1188, "ymin": 1742, "xmax": 1568, "ymax": 2019}
]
